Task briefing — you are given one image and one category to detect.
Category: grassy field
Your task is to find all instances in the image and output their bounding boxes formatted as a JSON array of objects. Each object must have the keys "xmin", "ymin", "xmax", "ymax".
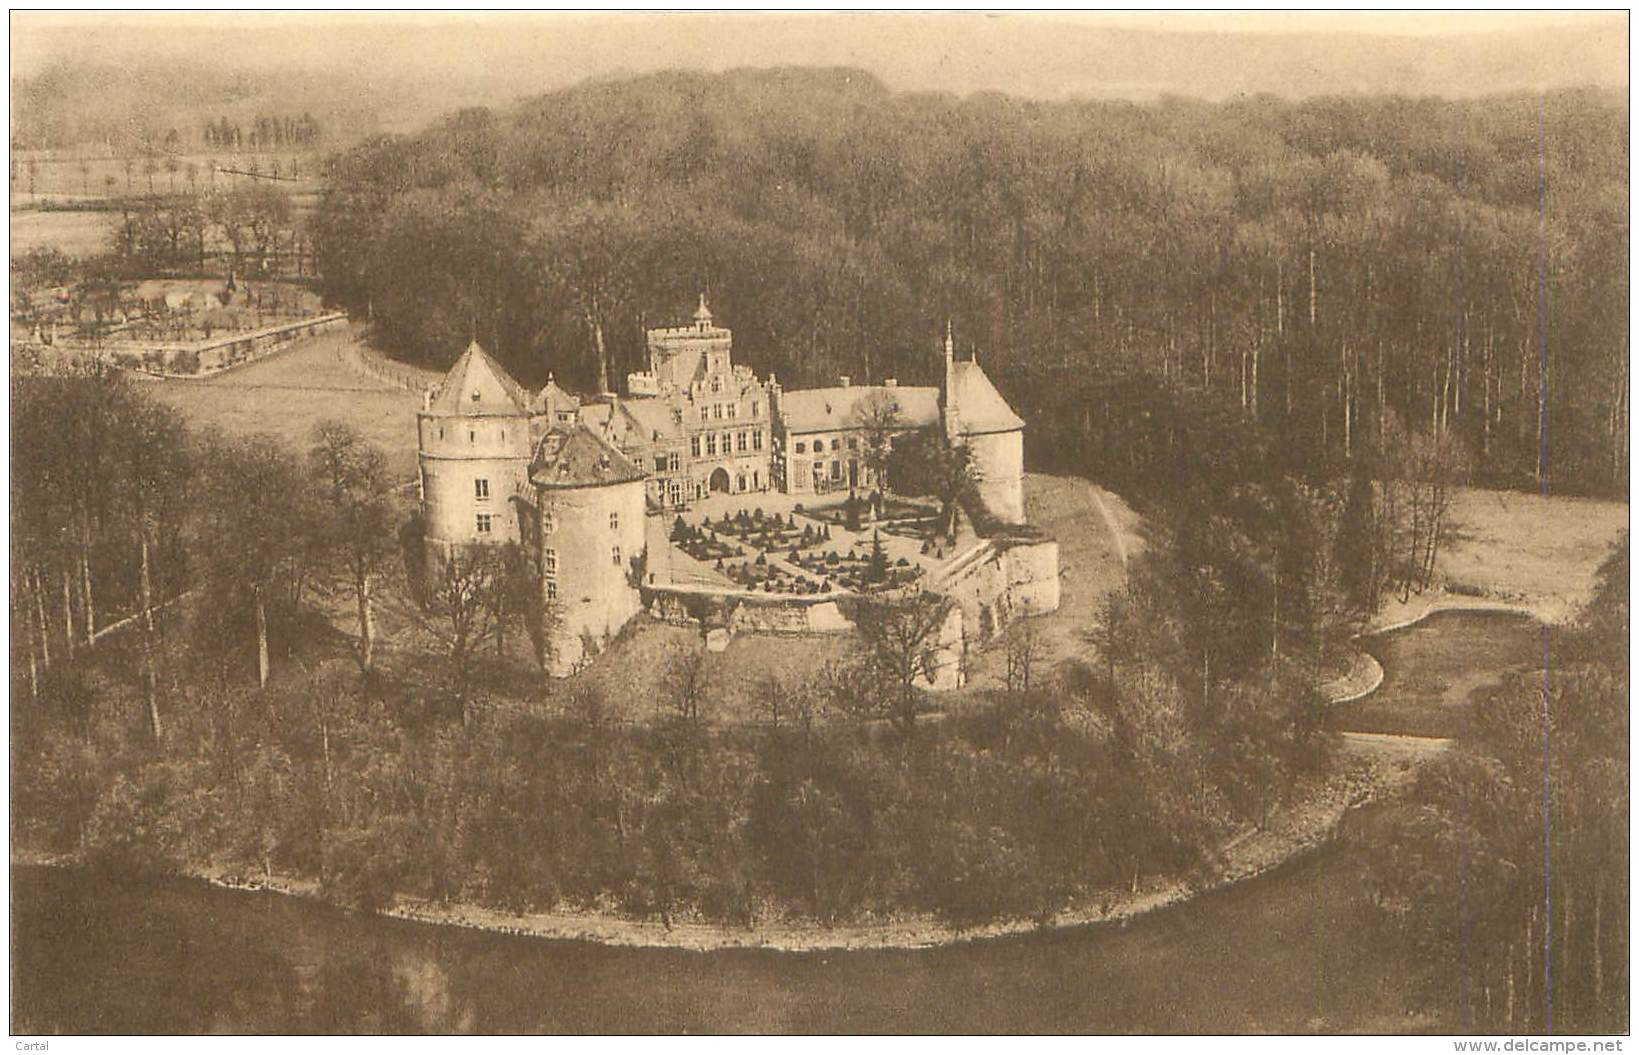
[
  {"xmin": 1434, "ymin": 486, "xmax": 1627, "ymax": 621},
  {"xmin": 142, "ymin": 328, "xmax": 425, "ymax": 481},
  {"xmin": 11, "ymin": 207, "xmax": 112, "ymax": 256}
]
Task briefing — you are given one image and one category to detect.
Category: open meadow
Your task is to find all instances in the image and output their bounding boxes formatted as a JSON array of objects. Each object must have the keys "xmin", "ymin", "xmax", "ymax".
[
  {"xmin": 10, "ymin": 207, "xmax": 112, "ymax": 256},
  {"xmin": 140, "ymin": 326, "xmax": 425, "ymax": 481},
  {"xmin": 1434, "ymin": 487, "xmax": 1628, "ymax": 621}
]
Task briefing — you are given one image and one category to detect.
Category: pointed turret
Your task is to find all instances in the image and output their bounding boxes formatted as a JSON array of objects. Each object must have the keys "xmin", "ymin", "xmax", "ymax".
[
  {"xmin": 941, "ymin": 319, "xmax": 961, "ymax": 443},
  {"xmin": 694, "ymin": 292, "xmax": 714, "ymax": 329},
  {"xmin": 427, "ymin": 340, "xmax": 531, "ymax": 417}
]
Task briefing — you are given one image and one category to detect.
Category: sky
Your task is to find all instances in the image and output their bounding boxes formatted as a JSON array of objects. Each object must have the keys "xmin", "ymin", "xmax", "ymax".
[{"xmin": 9, "ymin": 10, "xmax": 1629, "ymax": 113}]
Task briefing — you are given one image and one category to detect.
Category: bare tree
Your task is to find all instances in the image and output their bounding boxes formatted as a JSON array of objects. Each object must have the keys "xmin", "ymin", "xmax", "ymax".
[
  {"xmin": 309, "ymin": 422, "xmax": 396, "ymax": 673},
  {"xmin": 853, "ymin": 591, "xmax": 953, "ymax": 728},
  {"xmin": 847, "ymin": 388, "xmax": 902, "ymax": 492},
  {"xmin": 420, "ymin": 548, "xmax": 504, "ymax": 720},
  {"xmin": 1004, "ymin": 616, "xmax": 1043, "ymax": 693},
  {"xmin": 662, "ymin": 642, "xmax": 710, "ymax": 725}
]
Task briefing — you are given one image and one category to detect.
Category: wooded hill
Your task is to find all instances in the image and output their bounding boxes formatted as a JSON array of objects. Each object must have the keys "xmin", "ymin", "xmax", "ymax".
[{"xmin": 315, "ymin": 69, "xmax": 1627, "ymax": 499}]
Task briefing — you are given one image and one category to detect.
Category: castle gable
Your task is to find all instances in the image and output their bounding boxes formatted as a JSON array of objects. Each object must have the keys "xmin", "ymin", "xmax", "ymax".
[{"xmin": 428, "ymin": 341, "xmax": 531, "ymax": 417}]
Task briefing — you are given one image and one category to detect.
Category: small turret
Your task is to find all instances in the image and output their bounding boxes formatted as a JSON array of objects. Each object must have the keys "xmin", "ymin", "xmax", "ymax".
[
  {"xmin": 693, "ymin": 292, "xmax": 714, "ymax": 330},
  {"xmin": 941, "ymin": 319, "xmax": 961, "ymax": 443}
]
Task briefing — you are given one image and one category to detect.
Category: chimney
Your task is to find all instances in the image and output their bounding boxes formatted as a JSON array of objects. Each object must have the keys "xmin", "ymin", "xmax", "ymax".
[{"xmin": 838, "ymin": 375, "xmax": 851, "ymax": 388}]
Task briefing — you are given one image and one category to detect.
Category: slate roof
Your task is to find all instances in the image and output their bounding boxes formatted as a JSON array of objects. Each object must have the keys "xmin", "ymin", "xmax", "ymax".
[
  {"xmin": 777, "ymin": 385, "xmax": 941, "ymax": 434},
  {"xmin": 427, "ymin": 341, "xmax": 531, "ymax": 417},
  {"xmin": 948, "ymin": 360, "xmax": 1025, "ymax": 434},
  {"xmin": 530, "ymin": 424, "xmax": 647, "ymax": 488}
]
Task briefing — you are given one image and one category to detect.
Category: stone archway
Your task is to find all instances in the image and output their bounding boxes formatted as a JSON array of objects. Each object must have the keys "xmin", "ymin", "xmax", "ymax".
[{"xmin": 708, "ymin": 467, "xmax": 731, "ymax": 493}]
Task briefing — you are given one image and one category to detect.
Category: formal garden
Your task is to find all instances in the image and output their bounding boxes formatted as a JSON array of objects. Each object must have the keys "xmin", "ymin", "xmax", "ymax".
[{"xmin": 665, "ymin": 503, "xmax": 932, "ymax": 596}]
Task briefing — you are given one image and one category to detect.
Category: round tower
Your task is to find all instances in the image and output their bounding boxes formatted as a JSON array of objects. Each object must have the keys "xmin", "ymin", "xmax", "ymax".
[
  {"xmin": 530, "ymin": 425, "xmax": 648, "ymax": 676},
  {"xmin": 418, "ymin": 341, "xmax": 535, "ymax": 560}
]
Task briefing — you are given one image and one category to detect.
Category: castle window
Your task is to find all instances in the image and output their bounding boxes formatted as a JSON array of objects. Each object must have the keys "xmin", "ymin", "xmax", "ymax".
[
  {"xmin": 691, "ymin": 435, "xmax": 701, "ymax": 457},
  {"xmin": 668, "ymin": 452, "xmax": 680, "ymax": 471},
  {"xmin": 727, "ymin": 403, "xmax": 737, "ymax": 419},
  {"xmin": 831, "ymin": 460, "xmax": 841, "ymax": 480},
  {"xmin": 737, "ymin": 431, "xmax": 748, "ymax": 452},
  {"xmin": 712, "ymin": 404, "xmax": 723, "ymax": 420},
  {"xmin": 469, "ymin": 430, "xmax": 476, "ymax": 444},
  {"xmin": 721, "ymin": 432, "xmax": 732, "ymax": 454},
  {"xmin": 544, "ymin": 548, "xmax": 558, "ymax": 575},
  {"xmin": 831, "ymin": 439, "xmax": 841, "ymax": 452},
  {"xmin": 711, "ymin": 376, "xmax": 722, "ymax": 393},
  {"xmin": 753, "ymin": 431, "xmax": 763, "ymax": 451},
  {"xmin": 751, "ymin": 401, "xmax": 760, "ymax": 417},
  {"xmin": 654, "ymin": 455, "xmax": 668, "ymax": 472},
  {"xmin": 546, "ymin": 579, "xmax": 558, "ymax": 602},
  {"xmin": 543, "ymin": 511, "xmax": 556, "ymax": 535},
  {"xmin": 438, "ymin": 427, "xmax": 445, "ymax": 440},
  {"xmin": 609, "ymin": 511, "xmax": 619, "ymax": 532},
  {"xmin": 795, "ymin": 442, "xmax": 806, "ymax": 454},
  {"xmin": 706, "ymin": 434, "xmax": 717, "ymax": 455},
  {"xmin": 753, "ymin": 470, "xmax": 761, "ymax": 489},
  {"xmin": 476, "ymin": 513, "xmax": 493, "ymax": 534},
  {"xmin": 611, "ymin": 545, "xmax": 622, "ymax": 566},
  {"xmin": 736, "ymin": 473, "xmax": 746, "ymax": 491},
  {"xmin": 847, "ymin": 437, "xmax": 858, "ymax": 451},
  {"xmin": 471, "ymin": 390, "xmax": 480, "ymax": 402},
  {"xmin": 474, "ymin": 478, "xmax": 490, "ymax": 500}
]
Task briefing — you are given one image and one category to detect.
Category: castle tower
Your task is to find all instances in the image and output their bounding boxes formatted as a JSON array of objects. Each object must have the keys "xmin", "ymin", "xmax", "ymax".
[
  {"xmin": 530, "ymin": 424, "xmax": 648, "ymax": 676},
  {"xmin": 937, "ymin": 322, "xmax": 1026, "ymax": 525},
  {"xmin": 417, "ymin": 341, "xmax": 535, "ymax": 558}
]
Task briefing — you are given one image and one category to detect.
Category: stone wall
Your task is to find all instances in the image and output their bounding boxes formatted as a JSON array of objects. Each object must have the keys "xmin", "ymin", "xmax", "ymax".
[
  {"xmin": 934, "ymin": 535, "xmax": 1060, "ymax": 645},
  {"xmin": 967, "ymin": 428, "xmax": 1025, "ymax": 525},
  {"xmin": 418, "ymin": 411, "xmax": 534, "ymax": 548},
  {"xmin": 540, "ymin": 479, "xmax": 648, "ymax": 676}
]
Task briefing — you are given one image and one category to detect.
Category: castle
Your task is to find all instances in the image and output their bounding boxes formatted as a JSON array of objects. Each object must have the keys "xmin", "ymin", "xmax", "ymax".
[{"xmin": 416, "ymin": 297, "xmax": 1036, "ymax": 673}]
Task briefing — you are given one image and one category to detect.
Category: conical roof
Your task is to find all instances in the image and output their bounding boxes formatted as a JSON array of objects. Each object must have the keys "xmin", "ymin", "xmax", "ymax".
[
  {"xmin": 948, "ymin": 360, "xmax": 1024, "ymax": 435},
  {"xmin": 426, "ymin": 341, "xmax": 531, "ymax": 417}
]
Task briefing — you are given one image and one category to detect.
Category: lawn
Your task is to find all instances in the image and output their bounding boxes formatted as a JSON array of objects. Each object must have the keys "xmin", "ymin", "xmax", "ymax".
[
  {"xmin": 143, "ymin": 327, "xmax": 425, "ymax": 481},
  {"xmin": 11, "ymin": 208, "xmax": 112, "ymax": 256},
  {"xmin": 1434, "ymin": 486, "xmax": 1627, "ymax": 620}
]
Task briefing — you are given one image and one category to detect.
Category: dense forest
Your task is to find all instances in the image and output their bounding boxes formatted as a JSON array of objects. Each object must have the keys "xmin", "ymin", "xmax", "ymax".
[{"xmin": 315, "ymin": 68, "xmax": 1627, "ymax": 498}]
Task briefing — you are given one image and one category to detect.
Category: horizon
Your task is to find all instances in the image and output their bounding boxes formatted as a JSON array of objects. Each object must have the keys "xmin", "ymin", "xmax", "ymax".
[{"xmin": 11, "ymin": 10, "xmax": 1628, "ymax": 107}]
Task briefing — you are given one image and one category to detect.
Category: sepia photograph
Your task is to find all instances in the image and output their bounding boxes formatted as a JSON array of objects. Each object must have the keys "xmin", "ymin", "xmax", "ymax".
[{"xmin": 6, "ymin": 8, "xmax": 1631, "ymax": 1037}]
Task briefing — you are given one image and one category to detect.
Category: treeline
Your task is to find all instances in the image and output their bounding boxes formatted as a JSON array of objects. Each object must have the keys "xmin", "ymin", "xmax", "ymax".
[
  {"xmin": 104, "ymin": 185, "xmax": 306, "ymax": 277},
  {"xmin": 1368, "ymin": 540, "xmax": 1629, "ymax": 1033},
  {"xmin": 202, "ymin": 113, "xmax": 322, "ymax": 152},
  {"xmin": 11, "ymin": 372, "xmax": 1329, "ymax": 930},
  {"xmin": 314, "ymin": 68, "xmax": 1627, "ymax": 497}
]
